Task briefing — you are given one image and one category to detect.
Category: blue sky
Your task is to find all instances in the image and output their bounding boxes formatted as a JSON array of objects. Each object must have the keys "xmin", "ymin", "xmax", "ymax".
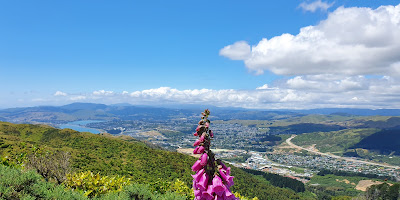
[{"xmin": 1, "ymin": 0, "xmax": 400, "ymax": 109}]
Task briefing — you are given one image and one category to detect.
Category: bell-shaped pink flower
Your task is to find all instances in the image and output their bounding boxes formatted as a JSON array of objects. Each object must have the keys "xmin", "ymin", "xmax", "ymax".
[
  {"xmin": 225, "ymin": 167, "xmax": 231, "ymax": 175},
  {"xmin": 193, "ymin": 146, "xmax": 199, "ymax": 154},
  {"xmin": 205, "ymin": 122, "xmax": 210, "ymax": 128},
  {"xmin": 223, "ymin": 188, "xmax": 237, "ymax": 200},
  {"xmin": 193, "ymin": 139, "xmax": 201, "ymax": 146},
  {"xmin": 197, "ymin": 172, "xmax": 209, "ymax": 191},
  {"xmin": 193, "ymin": 179, "xmax": 198, "ymax": 190},
  {"xmin": 196, "ymin": 126, "xmax": 201, "ymax": 132},
  {"xmin": 209, "ymin": 130, "xmax": 214, "ymax": 137},
  {"xmin": 192, "ymin": 160, "xmax": 203, "ymax": 172},
  {"xmin": 219, "ymin": 162, "xmax": 231, "ymax": 175},
  {"xmin": 211, "ymin": 175, "xmax": 226, "ymax": 196},
  {"xmin": 194, "ymin": 135, "xmax": 205, "ymax": 146},
  {"xmin": 201, "ymin": 186, "xmax": 214, "ymax": 200},
  {"xmin": 219, "ymin": 169, "xmax": 234, "ymax": 188},
  {"xmin": 192, "ymin": 168, "xmax": 205, "ymax": 183},
  {"xmin": 194, "ymin": 188, "xmax": 202, "ymax": 198},
  {"xmin": 199, "ymin": 134, "xmax": 205, "ymax": 142},
  {"xmin": 194, "ymin": 132, "xmax": 198, "ymax": 136},
  {"xmin": 200, "ymin": 153, "xmax": 208, "ymax": 166},
  {"xmin": 196, "ymin": 146, "xmax": 205, "ymax": 154},
  {"xmin": 214, "ymin": 194, "xmax": 224, "ymax": 200}
]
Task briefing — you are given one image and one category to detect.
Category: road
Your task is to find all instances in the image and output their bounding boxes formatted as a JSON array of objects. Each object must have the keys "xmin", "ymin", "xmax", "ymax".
[{"xmin": 286, "ymin": 135, "xmax": 400, "ymax": 170}]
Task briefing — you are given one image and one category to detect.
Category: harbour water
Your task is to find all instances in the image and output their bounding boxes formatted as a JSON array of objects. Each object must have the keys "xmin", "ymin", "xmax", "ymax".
[{"xmin": 59, "ymin": 120, "xmax": 104, "ymax": 134}]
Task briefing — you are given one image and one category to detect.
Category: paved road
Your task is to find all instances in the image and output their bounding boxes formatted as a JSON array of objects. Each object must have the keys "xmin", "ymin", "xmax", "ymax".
[{"xmin": 286, "ymin": 135, "xmax": 400, "ymax": 170}]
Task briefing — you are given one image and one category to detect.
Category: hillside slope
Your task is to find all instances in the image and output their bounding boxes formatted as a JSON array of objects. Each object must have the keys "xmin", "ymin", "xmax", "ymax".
[{"xmin": 0, "ymin": 122, "xmax": 306, "ymax": 199}]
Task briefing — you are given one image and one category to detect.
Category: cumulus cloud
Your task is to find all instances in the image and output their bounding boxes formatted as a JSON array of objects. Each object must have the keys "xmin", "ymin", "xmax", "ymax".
[
  {"xmin": 47, "ymin": 76, "xmax": 400, "ymax": 109},
  {"xmin": 219, "ymin": 41, "xmax": 251, "ymax": 60},
  {"xmin": 299, "ymin": 0, "xmax": 334, "ymax": 12},
  {"xmin": 93, "ymin": 90, "xmax": 114, "ymax": 96},
  {"xmin": 121, "ymin": 76, "xmax": 400, "ymax": 109},
  {"xmin": 285, "ymin": 75, "xmax": 368, "ymax": 92},
  {"xmin": 256, "ymin": 84, "xmax": 270, "ymax": 90},
  {"xmin": 54, "ymin": 91, "xmax": 67, "ymax": 96},
  {"xmin": 221, "ymin": 4, "xmax": 400, "ymax": 77}
]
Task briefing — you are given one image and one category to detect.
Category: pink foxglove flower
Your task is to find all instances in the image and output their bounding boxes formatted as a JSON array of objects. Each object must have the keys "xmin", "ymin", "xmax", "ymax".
[
  {"xmin": 219, "ymin": 169, "xmax": 234, "ymax": 188},
  {"xmin": 194, "ymin": 134, "xmax": 205, "ymax": 146},
  {"xmin": 192, "ymin": 168, "xmax": 205, "ymax": 183},
  {"xmin": 196, "ymin": 146, "xmax": 205, "ymax": 154},
  {"xmin": 193, "ymin": 139, "xmax": 201, "ymax": 146},
  {"xmin": 200, "ymin": 153, "xmax": 208, "ymax": 166},
  {"xmin": 192, "ymin": 160, "xmax": 203, "ymax": 172},
  {"xmin": 193, "ymin": 146, "xmax": 200, "ymax": 154},
  {"xmin": 192, "ymin": 110, "xmax": 237, "ymax": 200},
  {"xmin": 199, "ymin": 134, "xmax": 205, "ymax": 142},
  {"xmin": 223, "ymin": 189, "xmax": 237, "ymax": 200},
  {"xmin": 194, "ymin": 189, "xmax": 201, "ymax": 197},
  {"xmin": 193, "ymin": 179, "xmax": 198, "ymax": 190},
  {"xmin": 211, "ymin": 175, "xmax": 226, "ymax": 196},
  {"xmin": 202, "ymin": 186, "xmax": 214, "ymax": 200},
  {"xmin": 197, "ymin": 172, "xmax": 209, "ymax": 191},
  {"xmin": 219, "ymin": 162, "xmax": 231, "ymax": 175},
  {"xmin": 214, "ymin": 194, "xmax": 224, "ymax": 200},
  {"xmin": 193, "ymin": 146, "xmax": 205, "ymax": 154}
]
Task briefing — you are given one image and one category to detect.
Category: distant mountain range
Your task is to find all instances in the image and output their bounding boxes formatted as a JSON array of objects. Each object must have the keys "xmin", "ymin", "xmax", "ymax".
[
  {"xmin": 1, "ymin": 103, "xmax": 400, "ymax": 124},
  {"xmin": 292, "ymin": 108, "xmax": 400, "ymax": 116},
  {"xmin": 0, "ymin": 103, "xmax": 400, "ymax": 123}
]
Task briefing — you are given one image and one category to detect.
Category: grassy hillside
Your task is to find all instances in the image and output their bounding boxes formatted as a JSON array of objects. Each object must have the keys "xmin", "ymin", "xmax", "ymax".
[
  {"xmin": 0, "ymin": 164, "xmax": 187, "ymax": 200},
  {"xmin": 0, "ymin": 122, "xmax": 306, "ymax": 199},
  {"xmin": 291, "ymin": 128, "xmax": 379, "ymax": 154},
  {"xmin": 352, "ymin": 129, "xmax": 400, "ymax": 155}
]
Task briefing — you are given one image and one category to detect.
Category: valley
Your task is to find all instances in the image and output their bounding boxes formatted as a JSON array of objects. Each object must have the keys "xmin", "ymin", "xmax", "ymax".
[{"xmin": 1, "ymin": 103, "xmax": 400, "ymax": 199}]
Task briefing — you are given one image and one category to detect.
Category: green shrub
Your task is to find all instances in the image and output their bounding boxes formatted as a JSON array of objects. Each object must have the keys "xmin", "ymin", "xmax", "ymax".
[
  {"xmin": 64, "ymin": 171, "xmax": 131, "ymax": 198},
  {"xmin": 97, "ymin": 183, "xmax": 186, "ymax": 200},
  {"xmin": 25, "ymin": 150, "xmax": 71, "ymax": 184},
  {"xmin": 0, "ymin": 164, "xmax": 85, "ymax": 200}
]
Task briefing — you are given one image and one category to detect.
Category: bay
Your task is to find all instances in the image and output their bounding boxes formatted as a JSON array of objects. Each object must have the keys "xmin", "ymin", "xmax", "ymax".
[{"xmin": 59, "ymin": 120, "xmax": 104, "ymax": 134}]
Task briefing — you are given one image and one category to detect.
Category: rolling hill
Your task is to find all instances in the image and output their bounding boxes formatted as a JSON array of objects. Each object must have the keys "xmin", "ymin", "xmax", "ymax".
[{"xmin": 0, "ymin": 122, "xmax": 305, "ymax": 199}]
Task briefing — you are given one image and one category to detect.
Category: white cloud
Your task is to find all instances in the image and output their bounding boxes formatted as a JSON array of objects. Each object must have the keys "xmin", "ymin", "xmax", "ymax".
[
  {"xmin": 219, "ymin": 41, "xmax": 251, "ymax": 60},
  {"xmin": 46, "ymin": 75, "xmax": 400, "ymax": 109},
  {"xmin": 93, "ymin": 90, "xmax": 114, "ymax": 96},
  {"xmin": 299, "ymin": 0, "xmax": 334, "ymax": 12},
  {"xmin": 285, "ymin": 75, "xmax": 368, "ymax": 92},
  {"xmin": 54, "ymin": 91, "xmax": 67, "ymax": 96},
  {"xmin": 221, "ymin": 4, "xmax": 400, "ymax": 77},
  {"xmin": 256, "ymin": 84, "xmax": 269, "ymax": 90}
]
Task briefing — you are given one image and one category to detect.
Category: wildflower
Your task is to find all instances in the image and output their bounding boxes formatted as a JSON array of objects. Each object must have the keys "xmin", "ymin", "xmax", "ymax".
[
  {"xmin": 197, "ymin": 146, "xmax": 205, "ymax": 154},
  {"xmin": 219, "ymin": 168, "xmax": 234, "ymax": 188},
  {"xmin": 197, "ymin": 172, "xmax": 209, "ymax": 191},
  {"xmin": 192, "ymin": 168, "xmax": 205, "ymax": 183},
  {"xmin": 191, "ymin": 110, "xmax": 237, "ymax": 200},
  {"xmin": 200, "ymin": 153, "xmax": 208, "ymax": 166},
  {"xmin": 211, "ymin": 175, "xmax": 226, "ymax": 196},
  {"xmin": 192, "ymin": 160, "xmax": 203, "ymax": 172},
  {"xmin": 202, "ymin": 186, "xmax": 214, "ymax": 200}
]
